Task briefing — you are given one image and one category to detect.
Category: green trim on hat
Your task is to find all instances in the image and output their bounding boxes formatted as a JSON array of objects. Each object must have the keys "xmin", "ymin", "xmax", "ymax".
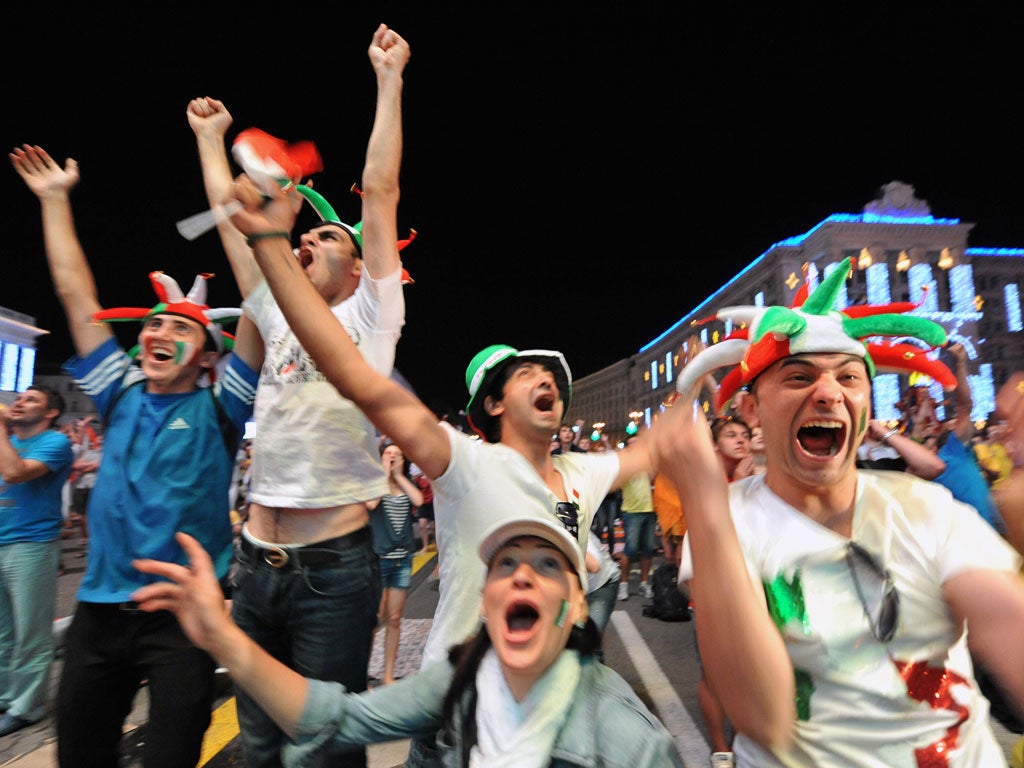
[
  {"xmin": 465, "ymin": 345, "xmax": 519, "ymax": 408},
  {"xmin": 464, "ymin": 344, "xmax": 573, "ymax": 442},
  {"xmin": 296, "ymin": 184, "xmax": 363, "ymax": 253}
]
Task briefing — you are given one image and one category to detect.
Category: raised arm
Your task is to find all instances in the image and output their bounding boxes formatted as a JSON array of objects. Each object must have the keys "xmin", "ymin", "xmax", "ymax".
[
  {"xmin": 651, "ymin": 374, "xmax": 795, "ymax": 750},
  {"xmin": 186, "ymin": 96, "xmax": 263, "ymax": 297},
  {"xmin": 945, "ymin": 342, "xmax": 975, "ymax": 442},
  {"xmin": 9, "ymin": 145, "xmax": 111, "ymax": 357},
  {"xmin": 864, "ymin": 419, "xmax": 946, "ymax": 480},
  {"xmin": 226, "ymin": 174, "xmax": 451, "ymax": 480},
  {"xmin": 358, "ymin": 23, "xmax": 410, "ymax": 281}
]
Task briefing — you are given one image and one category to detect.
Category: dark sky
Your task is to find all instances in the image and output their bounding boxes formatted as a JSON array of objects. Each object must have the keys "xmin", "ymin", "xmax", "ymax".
[{"xmin": 3, "ymin": 4, "xmax": 1024, "ymax": 417}]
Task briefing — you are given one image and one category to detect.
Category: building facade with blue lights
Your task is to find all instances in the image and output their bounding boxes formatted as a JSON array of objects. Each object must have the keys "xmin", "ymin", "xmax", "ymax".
[
  {"xmin": 0, "ymin": 308, "xmax": 48, "ymax": 408},
  {"xmin": 567, "ymin": 181, "xmax": 1024, "ymax": 442}
]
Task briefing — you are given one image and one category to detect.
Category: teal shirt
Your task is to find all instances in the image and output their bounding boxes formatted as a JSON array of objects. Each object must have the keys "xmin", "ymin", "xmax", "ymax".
[
  {"xmin": 65, "ymin": 338, "xmax": 258, "ymax": 602},
  {"xmin": 0, "ymin": 429, "xmax": 73, "ymax": 543}
]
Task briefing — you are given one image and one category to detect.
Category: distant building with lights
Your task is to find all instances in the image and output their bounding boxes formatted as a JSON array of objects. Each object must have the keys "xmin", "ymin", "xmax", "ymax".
[
  {"xmin": 0, "ymin": 308, "xmax": 49, "ymax": 408},
  {"xmin": 0, "ymin": 309, "xmax": 98, "ymax": 422},
  {"xmin": 566, "ymin": 181, "xmax": 1024, "ymax": 442}
]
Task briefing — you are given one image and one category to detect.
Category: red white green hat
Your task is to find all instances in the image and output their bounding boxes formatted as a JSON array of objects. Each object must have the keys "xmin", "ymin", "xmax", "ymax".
[
  {"xmin": 91, "ymin": 271, "xmax": 241, "ymax": 355},
  {"xmin": 465, "ymin": 344, "xmax": 572, "ymax": 441},
  {"xmin": 675, "ymin": 256, "xmax": 952, "ymax": 412}
]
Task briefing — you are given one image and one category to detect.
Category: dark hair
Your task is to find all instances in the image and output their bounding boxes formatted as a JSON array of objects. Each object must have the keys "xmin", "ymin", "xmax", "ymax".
[
  {"xmin": 478, "ymin": 363, "xmax": 519, "ymax": 444},
  {"xmin": 711, "ymin": 415, "xmax": 750, "ymax": 442},
  {"xmin": 480, "ymin": 359, "xmax": 569, "ymax": 444},
  {"xmin": 28, "ymin": 384, "xmax": 66, "ymax": 422},
  {"xmin": 308, "ymin": 222, "xmax": 362, "ymax": 259},
  {"xmin": 379, "ymin": 440, "xmax": 413, "ymax": 481},
  {"xmin": 440, "ymin": 618, "xmax": 602, "ymax": 764}
]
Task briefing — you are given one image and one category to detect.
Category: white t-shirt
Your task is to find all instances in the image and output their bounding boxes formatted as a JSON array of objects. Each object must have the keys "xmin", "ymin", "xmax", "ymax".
[
  {"xmin": 242, "ymin": 270, "xmax": 404, "ymax": 507},
  {"xmin": 421, "ymin": 424, "xmax": 620, "ymax": 667},
  {"xmin": 680, "ymin": 470, "xmax": 1021, "ymax": 767},
  {"xmin": 586, "ymin": 534, "xmax": 621, "ymax": 593}
]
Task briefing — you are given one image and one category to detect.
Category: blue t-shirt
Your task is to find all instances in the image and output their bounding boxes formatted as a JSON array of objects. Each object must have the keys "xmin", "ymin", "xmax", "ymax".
[
  {"xmin": 0, "ymin": 429, "xmax": 73, "ymax": 543},
  {"xmin": 65, "ymin": 338, "xmax": 258, "ymax": 602},
  {"xmin": 935, "ymin": 432, "xmax": 1003, "ymax": 532}
]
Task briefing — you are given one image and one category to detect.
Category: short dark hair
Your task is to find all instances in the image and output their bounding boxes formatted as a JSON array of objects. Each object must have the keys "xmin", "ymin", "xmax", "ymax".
[{"xmin": 28, "ymin": 384, "xmax": 66, "ymax": 422}]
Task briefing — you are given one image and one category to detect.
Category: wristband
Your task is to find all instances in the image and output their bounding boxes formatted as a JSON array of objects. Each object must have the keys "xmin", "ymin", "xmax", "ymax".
[
  {"xmin": 881, "ymin": 427, "xmax": 899, "ymax": 445},
  {"xmin": 246, "ymin": 231, "xmax": 291, "ymax": 248}
]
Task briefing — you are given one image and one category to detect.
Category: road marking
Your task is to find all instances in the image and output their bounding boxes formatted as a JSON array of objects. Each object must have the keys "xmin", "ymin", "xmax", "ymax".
[
  {"xmin": 609, "ymin": 612, "xmax": 710, "ymax": 767},
  {"xmin": 198, "ymin": 696, "xmax": 239, "ymax": 767}
]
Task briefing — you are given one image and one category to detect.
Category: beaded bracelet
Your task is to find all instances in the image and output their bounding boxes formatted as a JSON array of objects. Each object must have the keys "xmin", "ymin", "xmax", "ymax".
[{"xmin": 245, "ymin": 231, "xmax": 291, "ymax": 248}]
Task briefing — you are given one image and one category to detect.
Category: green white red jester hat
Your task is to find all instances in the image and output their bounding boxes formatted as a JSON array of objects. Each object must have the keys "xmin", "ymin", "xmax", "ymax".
[
  {"xmin": 91, "ymin": 272, "xmax": 242, "ymax": 361},
  {"xmin": 295, "ymin": 183, "xmax": 418, "ymax": 282},
  {"xmin": 674, "ymin": 256, "xmax": 954, "ymax": 413}
]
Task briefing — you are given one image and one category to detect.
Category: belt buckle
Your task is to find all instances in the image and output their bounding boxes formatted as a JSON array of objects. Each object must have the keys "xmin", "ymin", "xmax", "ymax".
[{"xmin": 263, "ymin": 546, "xmax": 290, "ymax": 568}]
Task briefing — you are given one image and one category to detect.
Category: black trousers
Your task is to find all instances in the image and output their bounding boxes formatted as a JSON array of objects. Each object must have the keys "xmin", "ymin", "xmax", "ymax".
[{"xmin": 56, "ymin": 602, "xmax": 216, "ymax": 768}]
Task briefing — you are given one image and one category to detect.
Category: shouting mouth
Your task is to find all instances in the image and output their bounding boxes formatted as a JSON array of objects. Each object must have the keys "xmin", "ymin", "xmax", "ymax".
[
  {"xmin": 797, "ymin": 419, "xmax": 846, "ymax": 457},
  {"xmin": 504, "ymin": 600, "xmax": 540, "ymax": 642},
  {"xmin": 534, "ymin": 392, "xmax": 556, "ymax": 413}
]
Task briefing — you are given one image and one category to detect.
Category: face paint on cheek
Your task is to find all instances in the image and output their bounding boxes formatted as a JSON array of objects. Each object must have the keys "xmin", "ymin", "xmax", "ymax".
[
  {"xmin": 173, "ymin": 341, "xmax": 200, "ymax": 365},
  {"xmin": 857, "ymin": 408, "xmax": 868, "ymax": 437},
  {"xmin": 555, "ymin": 598, "xmax": 570, "ymax": 628}
]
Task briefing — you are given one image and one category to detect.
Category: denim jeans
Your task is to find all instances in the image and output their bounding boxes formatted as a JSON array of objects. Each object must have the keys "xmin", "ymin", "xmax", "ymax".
[
  {"xmin": 622, "ymin": 511, "xmax": 657, "ymax": 559},
  {"xmin": 0, "ymin": 539, "xmax": 59, "ymax": 722},
  {"xmin": 586, "ymin": 575, "xmax": 619, "ymax": 635},
  {"xmin": 591, "ymin": 492, "xmax": 621, "ymax": 547},
  {"xmin": 232, "ymin": 531, "xmax": 381, "ymax": 768}
]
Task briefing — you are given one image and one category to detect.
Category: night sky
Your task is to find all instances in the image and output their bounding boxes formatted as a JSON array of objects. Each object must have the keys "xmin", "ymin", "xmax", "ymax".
[{"xmin": 3, "ymin": 4, "xmax": 1024, "ymax": 417}]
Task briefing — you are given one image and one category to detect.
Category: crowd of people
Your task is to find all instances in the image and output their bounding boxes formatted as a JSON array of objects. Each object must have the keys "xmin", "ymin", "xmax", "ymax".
[{"xmin": 2, "ymin": 19, "xmax": 1024, "ymax": 768}]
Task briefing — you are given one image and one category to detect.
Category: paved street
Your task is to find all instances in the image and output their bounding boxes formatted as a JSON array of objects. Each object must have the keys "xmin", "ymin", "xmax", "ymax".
[{"xmin": 2, "ymin": 531, "xmax": 1020, "ymax": 767}]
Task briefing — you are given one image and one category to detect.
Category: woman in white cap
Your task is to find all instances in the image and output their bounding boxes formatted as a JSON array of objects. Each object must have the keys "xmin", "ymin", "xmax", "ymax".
[{"xmin": 130, "ymin": 512, "xmax": 680, "ymax": 767}]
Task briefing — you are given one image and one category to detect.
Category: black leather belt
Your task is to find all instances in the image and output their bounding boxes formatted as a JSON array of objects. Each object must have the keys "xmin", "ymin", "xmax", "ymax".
[{"xmin": 239, "ymin": 527, "xmax": 371, "ymax": 569}]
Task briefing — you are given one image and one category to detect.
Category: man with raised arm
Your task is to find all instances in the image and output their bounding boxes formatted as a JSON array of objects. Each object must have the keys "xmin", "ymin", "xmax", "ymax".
[
  {"xmin": 186, "ymin": 23, "xmax": 411, "ymax": 768},
  {"xmin": 10, "ymin": 144, "xmax": 259, "ymax": 768},
  {"xmin": 219, "ymin": 160, "xmax": 680, "ymax": 764},
  {"xmin": 664, "ymin": 259, "xmax": 1024, "ymax": 766}
]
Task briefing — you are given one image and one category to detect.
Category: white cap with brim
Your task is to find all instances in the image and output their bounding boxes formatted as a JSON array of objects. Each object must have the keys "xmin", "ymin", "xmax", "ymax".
[{"xmin": 478, "ymin": 516, "xmax": 587, "ymax": 588}]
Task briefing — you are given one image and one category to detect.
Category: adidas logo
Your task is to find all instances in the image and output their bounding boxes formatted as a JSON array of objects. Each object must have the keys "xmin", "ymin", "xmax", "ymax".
[{"xmin": 168, "ymin": 418, "xmax": 191, "ymax": 430}]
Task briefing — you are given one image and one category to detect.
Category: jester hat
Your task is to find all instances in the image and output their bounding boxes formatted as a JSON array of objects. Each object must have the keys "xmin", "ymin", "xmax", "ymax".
[
  {"xmin": 674, "ymin": 256, "xmax": 952, "ymax": 413},
  {"xmin": 296, "ymin": 184, "xmax": 419, "ymax": 282},
  {"xmin": 92, "ymin": 272, "xmax": 242, "ymax": 356}
]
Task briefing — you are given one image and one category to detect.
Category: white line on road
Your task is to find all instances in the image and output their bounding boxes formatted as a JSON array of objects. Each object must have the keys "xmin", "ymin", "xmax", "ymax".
[{"xmin": 610, "ymin": 611, "xmax": 710, "ymax": 767}]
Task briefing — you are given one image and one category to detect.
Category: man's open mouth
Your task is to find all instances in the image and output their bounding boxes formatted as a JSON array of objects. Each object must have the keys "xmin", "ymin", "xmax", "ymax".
[
  {"xmin": 534, "ymin": 393, "xmax": 555, "ymax": 412},
  {"xmin": 797, "ymin": 420, "xmax": 845, "ymax": 457}
]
